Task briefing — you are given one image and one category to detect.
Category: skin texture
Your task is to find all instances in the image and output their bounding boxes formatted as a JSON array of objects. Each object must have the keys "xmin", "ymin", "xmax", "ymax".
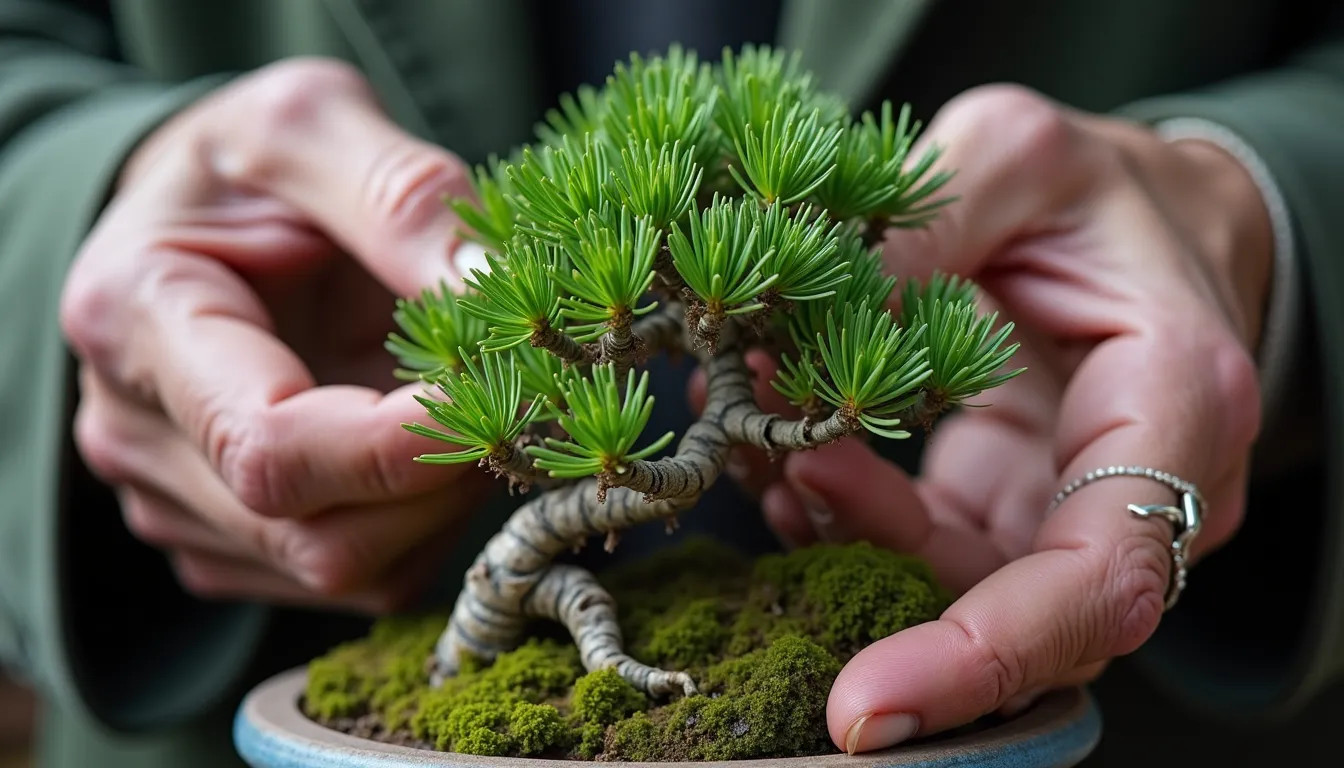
[
  {"xmin": 745, "ymin": 85, "xmax": 1274, "ymax": 752},
  {"xmin": 63, "ymin": 58, "xmax": 1272, "ymax": 751},
  {"xmin": 60, "ymin": 59, "xmax": 493, "ymax": 613}
]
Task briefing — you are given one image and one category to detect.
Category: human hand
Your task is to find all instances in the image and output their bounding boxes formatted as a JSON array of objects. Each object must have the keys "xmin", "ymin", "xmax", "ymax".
[
  {"xmin": 60, "ymin": 59, "xmax": 492, "ymax": 613},
  {"xmin": 757, "ymin": 85, "xmax": 1274, "ymax": 752}
]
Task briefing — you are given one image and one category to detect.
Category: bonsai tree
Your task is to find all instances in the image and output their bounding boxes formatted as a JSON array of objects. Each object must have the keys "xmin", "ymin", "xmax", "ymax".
[{"xmin": 386, "ymin": 44, "xmax": 1022, "ymax": 700}]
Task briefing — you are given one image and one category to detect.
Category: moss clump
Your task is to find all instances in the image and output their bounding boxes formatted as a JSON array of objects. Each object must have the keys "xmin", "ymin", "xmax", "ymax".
[
  {"xmin": 305, "ymin": 539, "xmax": 948, "ymax": 760},
  {"xmin": 510, "ymin": 702, "xmax": 568, "ymax": 755},
  {"xmin": 409, "ymin": 639, "xmax": 582, "ymax": 754},
  {"xmin": 571, "ymin": 667, "xmax": 646, "ymax": 726},
  {"xmin": 304, "ymin": 614, "xmax": 442, "ymax": 722},
  {"xmin": 577, "ymin": 720, "xmax": 608, "ymax": 760},
  {"xmin": 605, "ymin": 634, "xmax": 841, "ymax": 761},
  {"xmin": 752, "ymin": 541, "xmax": 949, "ymax": 656},
  {"xmin": 640, "ymin": 598, "xmax": 727, "ymax": 668}
]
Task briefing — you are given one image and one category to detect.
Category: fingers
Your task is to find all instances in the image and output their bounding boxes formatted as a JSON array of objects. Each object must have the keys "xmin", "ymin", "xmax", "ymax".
[
  {"xmin": 826, "ymin": 325, "xmax": 1256, "ymax": 752},
  {"xmin": 77, "ymin": 371, "xmax": 480, "ymax": 596},
  {"xmin": 879, "ymin": 85, "xmax": 1105, "ymax": 280},
  {"xmin": 167, "ymin": 542, "xmax": 443, "ymax": 615},
  {"xmin": 197, "ymin": 59, "xmax": 473, "ymax": 297},
  {"xmin": 759, "ymin": 484, "xmax": 818, "ymax": 550},
  {"xmin": 69, "ymin": 245, "xmax": 465, "ymax": 516},
  {"xmin": 772, "ymin": 439, "xmax": 1008, "ymax": 593}
]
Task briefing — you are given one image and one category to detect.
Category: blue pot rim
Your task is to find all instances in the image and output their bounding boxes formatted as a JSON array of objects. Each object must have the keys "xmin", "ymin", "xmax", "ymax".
[{"xmin": 234, "ymin": 667, "xmax": 1101, "ymax": 767}]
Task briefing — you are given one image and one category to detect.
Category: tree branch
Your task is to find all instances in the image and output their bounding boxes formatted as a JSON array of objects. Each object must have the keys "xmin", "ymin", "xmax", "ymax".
[
  {"xmin": 593, "ymin": 316, "xmax": 643, "ymax": 380},
  {"xmin": 530, "ymin": 323, "xmax": 594, "ymax": 366},
  {"xmin": 607, "ymin": 332, "xmax": 748, "ymax": 500},
  {"xmin": 653, "ymin": 244, "xmax": 687, "ymax": 299},
  {"xmin": 484, "ymin": 441, "xmax": 559, "ymax": 495},
  {"xmin": 631, "ymin": 302, "xmax": 687, "ymax": 357}
]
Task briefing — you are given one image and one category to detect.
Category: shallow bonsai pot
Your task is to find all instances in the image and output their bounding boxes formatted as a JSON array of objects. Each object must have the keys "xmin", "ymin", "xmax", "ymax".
[{"xmin": 233, "ymin": 667, "xmax": 1101, "ymax": 767}]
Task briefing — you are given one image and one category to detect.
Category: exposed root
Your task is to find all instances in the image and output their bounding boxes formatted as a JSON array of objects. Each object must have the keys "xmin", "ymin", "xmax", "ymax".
[
  {"xmin": 431, "ymin": 481, "xmax": 693, "ymax": 684},
  {"xmin": 523, "ymin": 565, "xmax": 697, "ymax": 698}
]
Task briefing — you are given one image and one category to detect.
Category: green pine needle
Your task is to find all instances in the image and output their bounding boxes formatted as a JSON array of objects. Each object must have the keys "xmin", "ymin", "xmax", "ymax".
[
  {"xmin": 902, "ymin": 274, "xmax": 1025, "ymax": 404},
  {"xmin": 727, "ymin": 102, "xmax": 842, "ymax": 205},
  {"xmin": 603, "ymin": 45, "xmax": 721, "ymax": 170},
  {"xmin": 788, "ymin": 230, "xmax": 894, "ymax": 349},
  {"xmin": 405, "ymin": 350, "xmax": 545, "ymax": 464},
  {"xmin": 609, "ymin": 139, "xmax": 703, "ymax": 231},
  {"xmin": 554, "ymin": 207, "xmax": 660, "ymax": 339},
  {"xmin": 448, "ymin": 159, "xmax": 519, "ymax": 253},
  {"xmin": 812, "ymin": 305, "xmax": 931, "ymax": 438},
  {"xmin": 668, "ymin": 195, "xmax": 777, "ymax": 315},
  {"xmin": 772, "ymin": 347, "xmax": 823, "ymax": 409},
  {"xmin": 385, "ymin": 281, "xmax": 490, "ymax": 380},
  {"xmin": 756, "ymin": 203, "xmax": 849, "ymax": 301},
  {"xmin": 506, "ymin": 135, "xmax": 611, "ymax": 242},
  {"xmin": 526, "ymin": 364, "xmax": 676, "ymax": 478},
  {"xmin": 461, "ymin": 238, "xmax": 563, "ymax": 351},
  {"xmin": 714, "ymin": 44, "xmax": 845, "ymax": 157},
  {"xmin": 536, "ymin": 83, "xmax": 608, "ymax": 147},
  {"xmin": 514, "ymin": 343, "xmax": 571, "ymax": 418}
]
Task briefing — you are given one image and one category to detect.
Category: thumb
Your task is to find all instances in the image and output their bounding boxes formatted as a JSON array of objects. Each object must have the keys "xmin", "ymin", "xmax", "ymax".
[{"xmin": 199, "ymin": 60, "xmax": 476, "ymax": 296}]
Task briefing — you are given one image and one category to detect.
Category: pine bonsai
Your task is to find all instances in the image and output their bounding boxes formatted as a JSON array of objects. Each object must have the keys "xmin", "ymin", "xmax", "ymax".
[{"xmin": 387, "ymin": 44, "xmax": 1022, "ymax": 700}]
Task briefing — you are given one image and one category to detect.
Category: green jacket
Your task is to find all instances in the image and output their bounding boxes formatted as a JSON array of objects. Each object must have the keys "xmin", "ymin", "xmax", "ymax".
[{"xmin": 2, "ymin": 1, "xmax": 1342, "ymax": 765}]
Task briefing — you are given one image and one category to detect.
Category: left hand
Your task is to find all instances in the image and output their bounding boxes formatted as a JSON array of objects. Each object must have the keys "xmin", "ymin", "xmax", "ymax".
[{"xmin": 759, "ymin": 85, "xmax": 1275, "ymax": 752}]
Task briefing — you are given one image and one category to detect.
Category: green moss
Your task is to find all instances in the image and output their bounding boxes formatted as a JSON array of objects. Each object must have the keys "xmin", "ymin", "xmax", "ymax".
[
  {"xmin": 303, "ymin": 614, "xmax": 443, "ymax": 722},
  {"xmin": 640, "ymin": 598, "xmax": 727, "ymax": 667},
  {"xmin": 752, "ymin": 541, "xmax": 950, "ymax": 656},
  {"xmin": 305, "ymin": 539, "xmax": 946, "ymax": 760},
  {"xmin": 606, "ymin": 634, "xmax": 840, "ymax": 761},
  {"xmin": 571, "ymin": 667, "xmax": 645, "ymax": 726},
  {"xmin": 606, "ymin": 711, "xmax": 659, "ymax": 761},
  {"xmin": 409, "ymin": 639, "xmax": 582, "ymax": 754},
  {"xmin": 455, "ymin": 727, "xmax": 511, "ymax": 756},
  {"xmin": 509, "ymin": 702, "xmax": 567, "ymax": 756},
  {"xmin": 577, "ymin": 721, "xmax": 608, "ymax": 759}
]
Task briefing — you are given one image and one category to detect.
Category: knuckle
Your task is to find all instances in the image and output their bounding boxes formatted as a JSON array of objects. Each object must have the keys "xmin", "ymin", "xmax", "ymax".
[
  {"xmin": 1104, "ymin": 533, "xmax": 1169, "ymax": 656},
  {"xmin": 944, "ymin": 84, "xmax": 1072, "ymax": 158},
  {"xmin": 222, "ymin": 58, "xmax": 371, "ymax": 183},
  {"xmin": 364, "ymin": 141, "xmax": 469, "ymax": 234},
  {"xmin": 286, "ymin": 531, "xmax": 368, "ymax": 597},
  {"xmin": 60, "ymin": 266, "xmax": 122, "ymax": 368},
  {"xmin": 215, "ymin": 413, "xmax": 296, "ymax": 516},
  {"xmin": 251, "ymin": 58, "xmax": 370, "ymax": 125},
  {"xmin": 1213, "ymin": 338, "xmax": 1262, "ymax": 446},
  {"xmin": 120, "ymin": 494, "xmax": 173, "ymax": 546},
  {"xmin": 171, "ymin": 555, "xmax": 221, "ymax": 598},
  {"xmin": 73, "ymin": 404, "xmax": 132, "ymax": 484},
  {"xmin": 947, "ymin": 615, "xmax": 1026, "ymax": 709}
]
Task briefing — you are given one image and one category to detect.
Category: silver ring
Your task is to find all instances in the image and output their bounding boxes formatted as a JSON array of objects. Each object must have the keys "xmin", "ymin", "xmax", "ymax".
[{"xmin": 1049, "ymin": 465, "xmax": 1204, "ymax": 610}]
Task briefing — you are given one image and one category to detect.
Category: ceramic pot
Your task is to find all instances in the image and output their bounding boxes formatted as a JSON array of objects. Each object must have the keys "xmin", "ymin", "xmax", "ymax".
[{"xmin": 233, "ymin": 667, "xmax": 1101, "ymax": 767}]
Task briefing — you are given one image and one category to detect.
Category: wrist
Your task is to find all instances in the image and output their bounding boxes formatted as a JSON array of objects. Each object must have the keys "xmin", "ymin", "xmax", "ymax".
[{"xmin": 1162, "ymin": 135, "xmax": 1275, "ymax": 354}]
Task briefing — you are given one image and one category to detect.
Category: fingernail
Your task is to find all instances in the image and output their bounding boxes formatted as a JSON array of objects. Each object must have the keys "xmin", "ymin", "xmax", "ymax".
[
  {"xmin": 795, "ymin": 486, "xmax": 841, "ymax": 542},
  {"xmin": 845, "ymin": 712, "xmax": 919, "ymax": 755},
  {"xmin": 452, "ymin": 241, "xmax": 490, "ymax": 281}
]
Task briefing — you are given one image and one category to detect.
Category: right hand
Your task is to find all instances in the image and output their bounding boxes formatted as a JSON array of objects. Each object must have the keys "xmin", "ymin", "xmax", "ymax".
[{"xmin": 60, "ymin": 59, "xmax": 491, "ymax": 614}]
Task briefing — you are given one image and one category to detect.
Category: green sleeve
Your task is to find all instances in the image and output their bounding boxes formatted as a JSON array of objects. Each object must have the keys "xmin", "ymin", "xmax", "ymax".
[
  {"xmin": 1115, "ymin": 36, "xmax": 1344, "ymax": 719},
  {"xmin": 0, "ymin": 0, "xmax": 267, "ymax": 733}
]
